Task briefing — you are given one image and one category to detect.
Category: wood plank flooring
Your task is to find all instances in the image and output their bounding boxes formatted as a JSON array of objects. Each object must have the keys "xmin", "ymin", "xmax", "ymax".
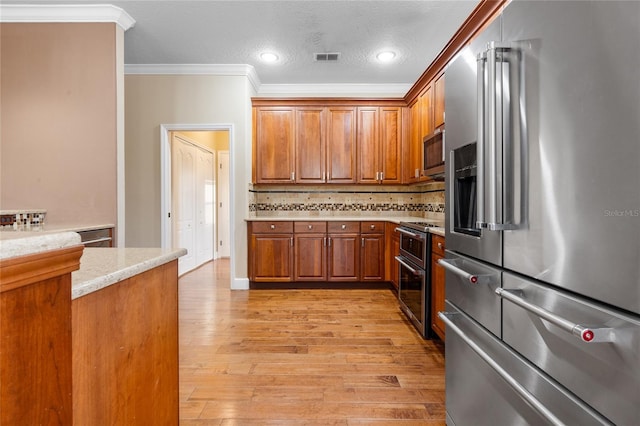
[{"xmin": 179, "ymin": 259, "xmax": 446, "ymax": 425}]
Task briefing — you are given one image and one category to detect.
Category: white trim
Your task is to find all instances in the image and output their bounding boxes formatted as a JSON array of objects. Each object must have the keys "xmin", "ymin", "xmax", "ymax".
[
  {"xmin": 160, "ymin": 123, "xmax": 236, "ymax": 279},
  {"xmin": 257, "ymin": 83, "xmax": 412, "ymax": 98},
  {"xmin": 0, "ymin": 4, "xmax": 136, "ymax": 31},
  {"xmin": 125, "ymin": 64, "xmax": 261, "ymax": 93},
  {"xmin": 116, "ymin": 27, "xmax": 126, "ymax": 247},
  {"xmin": 234, "ymin": 278, "xmax": 250, "ymax": 291}
]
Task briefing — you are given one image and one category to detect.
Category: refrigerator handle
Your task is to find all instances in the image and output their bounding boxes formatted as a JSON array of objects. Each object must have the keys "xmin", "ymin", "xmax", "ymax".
[
  {"xmin": 476, "ymin": 51, "xmax": 486, "ymax": 229},
  {"xmin": 438, "ymin": 311, "xmax": 568, "ymax": 426},
  {"xmin": 438, "ymin": 258, "xmax": 494, "ymax": 285},
  {"xmin": 495, "ymin": 288, "xmax": 615, "ymax": 343},
  {"xmin": 481, "ymin": 42, "xmax": 523, "ymax": 231}
]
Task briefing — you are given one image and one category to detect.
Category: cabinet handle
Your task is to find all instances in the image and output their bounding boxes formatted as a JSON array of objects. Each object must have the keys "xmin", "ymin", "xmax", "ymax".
[
  {"xmin": 328, "ymin": 237, "xmax": 331, "ymax": 247},
  {"xmin": 361, "ymin": 238, "xmax": 365, "ymax": 247},
  {"xmin": 380, "ymin": 171, "xmax": 384, "ymax": 181},
  {"xmin": 323, "ymin": 237, "xmax": 327, "ymax": 247},
  {"xmin": 290, "ymin": 237, "xmax": 293, "ymax": 246},
  {"xmin": 341, "ymin": 224, "xmax": 346, "ymax": 230},
  {"xmin": 308, "ymin": 224, "xmax": 313, "ymax": 230},
  {"xmin": 291, "ymin": 172, "xmax": 295, "ymax": 181},
  {"xmin": 270, "ymin": 224, "xmax": 275, "ymax": 230}
]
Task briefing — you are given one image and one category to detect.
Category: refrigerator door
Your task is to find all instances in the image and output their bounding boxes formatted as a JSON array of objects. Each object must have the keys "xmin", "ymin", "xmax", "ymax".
[
  {"xmin": 442, "ymin": 301, "xmax": 612, "ymax": 426},
  {"xmin": 445, "ymin": 16, "xmax": 503, "ymax": 267},
  {"xmin": 501, "ymin": 0, "xmax": 640, "ymax": 314},
  {"xmin": 501, "ymin": 272, "xmax": 640, "ymax": 426}
]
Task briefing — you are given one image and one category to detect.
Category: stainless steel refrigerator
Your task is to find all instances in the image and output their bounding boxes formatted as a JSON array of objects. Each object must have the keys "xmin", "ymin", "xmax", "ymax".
[{"xmin": 441, "ymin": 1, "xmax": 640, "ymax": 424}]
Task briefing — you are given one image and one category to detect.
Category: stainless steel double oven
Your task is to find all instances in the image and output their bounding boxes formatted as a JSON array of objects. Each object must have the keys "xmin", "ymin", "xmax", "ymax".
[{"xmin": 395, "ymin": 221, "xmax": 439, "ymax": 338}]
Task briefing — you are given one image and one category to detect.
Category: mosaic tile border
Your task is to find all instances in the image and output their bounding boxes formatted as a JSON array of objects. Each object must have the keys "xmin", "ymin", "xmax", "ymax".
[{"xmin": 249, "ymin": 202, "xmax": 445, "ymax": 213}]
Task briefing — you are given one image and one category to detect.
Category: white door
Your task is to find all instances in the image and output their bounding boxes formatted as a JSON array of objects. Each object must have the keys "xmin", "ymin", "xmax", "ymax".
[
  {"xmin": 172, "ymin": 134, "xmax": 196, "ymax": 274},
  {"xmin": 217, "ymin": 151, "xmax": 230, "ymax": 257},
  {"xmin": 196, "ymin": 147, "xmax": 214, "ymax": 265}
]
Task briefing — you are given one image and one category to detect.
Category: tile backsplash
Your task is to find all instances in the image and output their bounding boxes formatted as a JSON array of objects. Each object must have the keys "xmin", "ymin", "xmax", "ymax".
[{"xmin": 249, "ymin": 182, "xmax": 445, "ymax": 221}]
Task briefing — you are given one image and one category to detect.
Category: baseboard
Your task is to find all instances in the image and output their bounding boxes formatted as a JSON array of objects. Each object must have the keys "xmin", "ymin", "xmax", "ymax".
[{"xmin": 231, "ymin": 277, "xmax": 249, "ymax": 290}]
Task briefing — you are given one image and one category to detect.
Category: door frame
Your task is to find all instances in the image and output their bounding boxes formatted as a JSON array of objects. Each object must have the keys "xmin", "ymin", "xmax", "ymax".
[{"xmin": 160, "ymin": 123, "xmax": 235, "ymax": 268}]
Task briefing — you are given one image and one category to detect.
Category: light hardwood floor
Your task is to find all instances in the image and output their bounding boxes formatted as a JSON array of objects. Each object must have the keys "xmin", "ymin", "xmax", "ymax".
[{"xmin": 179, "ymin": 259, "xmax": 446, "ymax": 425}]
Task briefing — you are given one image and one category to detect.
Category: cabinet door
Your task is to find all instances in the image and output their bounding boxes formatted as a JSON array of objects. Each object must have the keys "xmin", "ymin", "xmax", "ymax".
[
  {"xmin": 250, "ymin": 234, "xmax": 293, "ymax": 282},
  {"xmin": 434, "ymin": 74, "xmax": 445, "ymax": 128},
  {"xmin": 361, "ymin": 234, "xmax": 385, "ymax": 281},
  {"xmin": 255, "ymin": 108, "xmax": 295, "ymax": 183},
  {"xmin": 385, "ymin": 222, "xmax": 400, "ymax": 289},
  {"xmin": 431, "ymin": 237, "xmax": 446, "ymax": 340},
  {"xmin": 326, "ymin": 107, "xmax": 357, "ymax": 183},
  {"xmin": 379, "ymin": 107, "xmax": 402, "ymax": 184},
  {"xmin": 406, "ymin": 100, "xmax": 422, "ymax": 183},
  {"xmin": 294, "ymin": 234, "xmax": 327, "ymax": 281},
  {"xmin": 327, "ymin": 234, "xmax": 360, "ymax": 281},
  {"xmin": 420, "ymin": 84, "xmax": 434, "ymax": 139},
  {"xmin": 357, "ymin": 107, "xmax": 379, "ymax": 183},
  {"xmin": 296, "ymin": 108, "xmax": 325, "ymax": 183}
]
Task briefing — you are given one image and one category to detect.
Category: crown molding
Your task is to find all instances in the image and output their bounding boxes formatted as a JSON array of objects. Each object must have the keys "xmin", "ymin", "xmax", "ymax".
[
  {"xmin": 256, "ymin": 83, "xmax": 411, "ymax": 98},
  {"xmin": 123, "ymin": 63, "xmax": 410, "ymax": 97},
  {"xmin": 0, "ymin": 4, "xmax": 135, "ymax": 30},
  {"xmin": 124, "ymin": 64, "xmax": 261, "ymax": 93}
]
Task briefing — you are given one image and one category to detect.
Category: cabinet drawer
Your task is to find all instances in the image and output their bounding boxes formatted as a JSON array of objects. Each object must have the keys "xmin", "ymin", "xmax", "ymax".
[
  {"xmin": 360, "ymin": 221, "xmax": 385, "ymax": 234},
  {"xmin": 78, "ymin": 228, "xmax": 113, "ymax": 247},
  {"xmin": 294, "ymin": 221, "xmax": 327, "ymax": 233},
  {"xmin": 432, "ymin": 234, "xmax": 445, "ymax": 257},
  {"xmin": 251, "ymin": 221, "xmax": 294, "ymax": 234},
  {"xmin": 327, "ymin": 221, "xmax": 359, "ymax": 233}
]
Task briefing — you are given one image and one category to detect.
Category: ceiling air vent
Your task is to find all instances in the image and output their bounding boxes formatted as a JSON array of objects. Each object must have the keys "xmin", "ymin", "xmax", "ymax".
[{"xmin": 315, "ymin": 52, "xmax": 340, "ymax": 62}]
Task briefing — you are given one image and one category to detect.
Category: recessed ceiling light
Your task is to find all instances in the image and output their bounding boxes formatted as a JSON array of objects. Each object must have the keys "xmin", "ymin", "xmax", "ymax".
[
  {"xmin": 376, "ymin": 51, "xmax": 396, "ymax": 63},
  {"xmin": 260, "ymin": 52, "xmax": 279, "ymax": 63}
]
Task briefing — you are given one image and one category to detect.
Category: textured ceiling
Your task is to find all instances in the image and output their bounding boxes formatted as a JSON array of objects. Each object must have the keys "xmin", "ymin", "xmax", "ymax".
[{"xmin": 6, "ymin": 1, "xmax": 480, "ymax": 85}]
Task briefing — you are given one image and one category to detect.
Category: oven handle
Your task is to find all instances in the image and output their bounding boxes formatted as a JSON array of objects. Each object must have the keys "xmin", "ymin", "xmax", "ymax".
[
  {"xmin": 495, "ymin": 289, "xmax": 615, "ymax": 343},
  {"xmin": 438, "ymin": 258, "xmax": 489, "ymax": 285},
  {"xmin": 395, "ymin": 256, "xmax": 424, "ymax": 276},
  {"xmin": 395, "ymin": 227, "xmax": 424, "ymax": 241},
  {"xmin": 438, "ymin": 311, "xmax": 567, "ymax": 426}
]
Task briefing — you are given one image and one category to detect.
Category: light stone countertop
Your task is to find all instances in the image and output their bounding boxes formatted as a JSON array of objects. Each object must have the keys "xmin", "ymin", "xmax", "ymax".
[
  {"xmin": 0, "ymin": 223, "xmax": 114, "ymax": 235},
  {"xmin": 72, "ymin": 247, "xmax": 187, "ymax": 299},
  {"xmin": 0, "ymin": 231, "xmax": 82, "ymax": 260}
]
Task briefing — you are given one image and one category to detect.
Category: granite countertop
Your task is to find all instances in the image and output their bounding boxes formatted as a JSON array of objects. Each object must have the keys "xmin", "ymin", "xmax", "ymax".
[
  {"xmin": 245, "ymin": 216, "xmax": 445, "ymax": 236},
  {"xmin": 0, "ymin": 231, "xmax": 82, "ymax": 260},
  {"xmin": 0, "ymin": 230, "xmax": 186, "ymax": 299},
  {"xmin": 0, "ymin": 223, "xmax": 115, "ymax": 236},
  {"xmin": 72, "ymin": 247, "xmax": 187, "ymax": 299}
]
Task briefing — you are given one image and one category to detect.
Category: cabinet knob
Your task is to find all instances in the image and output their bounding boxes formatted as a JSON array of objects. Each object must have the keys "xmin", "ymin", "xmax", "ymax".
[
  {"xmin": 370, "ymin": 224, "xmax": 375, "ymax": 230},
  {"xmin": 270, "ymin": 224, "xmax": 275, "ymax": 230},
  {"xmin": 308, "ymin": 224, "xmax": 312, "ymax": 230},
  {"xmin": 341, "ymin": 224, "xmax": 346, "ymax": 230},
  {"xmin": 438, "ymin": 242, "xmax": 444, "ymax": 250}
]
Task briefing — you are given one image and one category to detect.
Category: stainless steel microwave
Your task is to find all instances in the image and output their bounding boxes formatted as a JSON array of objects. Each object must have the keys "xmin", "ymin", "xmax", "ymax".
[{"xmin": 423, "ymin": 129, "xmax": 444, "ymax": 178}]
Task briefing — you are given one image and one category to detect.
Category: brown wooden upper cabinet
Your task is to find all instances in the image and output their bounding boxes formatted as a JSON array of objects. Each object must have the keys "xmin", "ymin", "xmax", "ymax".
[
  {"xmin": 405, "ymin": 99, "xmax": 423, "ymax": 183},
  {"xmin": 357, "ymin": 107, "xmax": 402, "ymax": 184},
  {"xmin": 434, "ymin": 73, "xmax": 445, "ymax": 129},
  {"xmin": 253, "ymin": 101, "xmax": 402, "ymax": 185},
  {"xmin": 254, "ymin": 107, "xmax": 296, "ymax": 183},
  {"xmin": 326, "ymin": 107, "xmax": 358, "ymax": 183}
]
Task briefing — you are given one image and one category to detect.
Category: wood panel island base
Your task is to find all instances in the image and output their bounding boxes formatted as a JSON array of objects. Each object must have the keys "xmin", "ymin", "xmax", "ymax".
[{"xmin": 0, "ymin": 232, "xmax": 185, "ymax": 425}]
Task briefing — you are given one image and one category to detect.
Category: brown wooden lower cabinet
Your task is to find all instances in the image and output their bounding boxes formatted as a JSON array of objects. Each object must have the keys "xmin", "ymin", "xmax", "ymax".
[
  {"xmin": 248, "ymin": 221, "xmax": 294, "ymax": 282},
  {"xmin": 431, "ymin": 234, "xmax": 446, "ymax": 340},
  {"xmin": 249, "ymin": 221, "xmax": 396, "ymax": 285},
  {"xmin": 294, "ymin": 221, "xmax": 327, "ymax": 281},
  {"xmin": 0, "ymin": 245, "xmax": 83, "ymax": 426},
  {"xmin": 360, "ymin": 221, "xmax": 385, "ymax": 281},
  {"xmin": 72, "ymin": 261, "xmax": 179, "ymax": 425},
  {"xmin": 327, "ymin": 221, "xmax": 361, "ymax": 281}
]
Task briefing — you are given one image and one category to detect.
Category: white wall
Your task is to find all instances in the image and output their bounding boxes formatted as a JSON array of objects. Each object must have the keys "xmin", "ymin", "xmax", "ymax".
[{"xmin": 124, "ymin": 74, "xmax": 255, "ymax": 287}]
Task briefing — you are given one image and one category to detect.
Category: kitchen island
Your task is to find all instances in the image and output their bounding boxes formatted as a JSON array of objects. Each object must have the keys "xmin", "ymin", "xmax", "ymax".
[{"xmin": 0, "ymin": 231, "xmax": 185, "ymax": 425}]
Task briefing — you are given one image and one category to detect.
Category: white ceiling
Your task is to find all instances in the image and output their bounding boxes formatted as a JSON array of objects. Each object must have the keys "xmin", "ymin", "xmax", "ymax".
[{"xmin": 5, "ymin": 1, "xmax": 479, "ymax": 87}]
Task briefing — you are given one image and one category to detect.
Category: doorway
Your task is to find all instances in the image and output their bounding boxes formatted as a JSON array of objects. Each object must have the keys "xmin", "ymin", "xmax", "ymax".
[{"xmin": 160, "ymin": 125, "xmax": 233, "ymax": 276}]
